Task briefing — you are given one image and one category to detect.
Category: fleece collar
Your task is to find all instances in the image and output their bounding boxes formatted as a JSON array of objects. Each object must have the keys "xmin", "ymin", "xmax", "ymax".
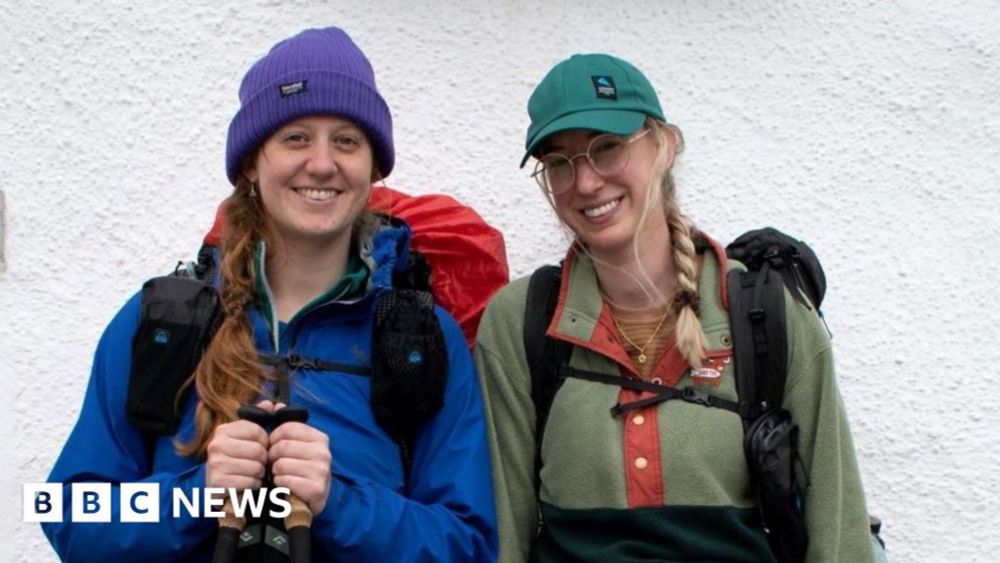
[{"xmin": 546, "ymin": 233, "xmax": 731, "ymax": 379}]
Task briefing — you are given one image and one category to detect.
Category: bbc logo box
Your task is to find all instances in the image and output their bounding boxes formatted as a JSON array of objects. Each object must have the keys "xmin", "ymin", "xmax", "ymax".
[{"xmin": 23, "ymin": 483, "xmax": 160, "ymax": 523}]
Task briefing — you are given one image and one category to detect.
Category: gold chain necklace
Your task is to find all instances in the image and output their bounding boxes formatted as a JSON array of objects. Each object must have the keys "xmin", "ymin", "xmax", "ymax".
[{"xmin": 609, "ymin": 309, "xmax": 672, "ymax": 365}]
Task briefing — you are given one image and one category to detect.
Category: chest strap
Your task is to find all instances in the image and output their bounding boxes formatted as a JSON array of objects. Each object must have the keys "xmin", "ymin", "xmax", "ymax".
[
  {"xmin": 258, "ymin": 353, "xmax": 371, "ymax": 375},
  {"xmin": 258, "ymin": 353, "xmax": 371, "ymax": 403},
  {"xmin": 559, "ymin": 366, "xmax": 754, "ymax": 419}
]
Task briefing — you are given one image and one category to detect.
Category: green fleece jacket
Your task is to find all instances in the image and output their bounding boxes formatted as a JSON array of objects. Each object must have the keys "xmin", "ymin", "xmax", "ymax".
[{"xmin": 475, "ymin": 239, "xmax": 875, "ymax": 562}]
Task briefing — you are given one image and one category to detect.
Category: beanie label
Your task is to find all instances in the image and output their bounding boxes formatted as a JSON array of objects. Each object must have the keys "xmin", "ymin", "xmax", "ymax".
[
  {"xmin": 278, "ymin": 80, "xmax": 308, "ymax": 98},
  {"xmin": 591, "ymin": 76, "xmax": 617, "ymax": 100}
]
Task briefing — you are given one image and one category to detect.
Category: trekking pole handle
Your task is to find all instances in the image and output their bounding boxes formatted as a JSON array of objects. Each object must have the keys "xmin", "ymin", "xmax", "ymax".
[
  {"xmin": 211, "ymin": 405, "xmax": 273, "ymax": 563},
  {"xmin": 211, "ymin": 497, "xmax": 245, "ymax": 563},
  {"xmin": 215, "ymin": 403, "xmax": 315, "ymax": 563},
  {"xmin": 218, "ymin": 497, "xmax": 247, "ymax": 529},
  {"xmin": 285, "ymin": 494, "xmax": 313, "ymax": 563},
  {"xmin": 272, "ymin": 406, "xmax": 313, "ymax": 563}
]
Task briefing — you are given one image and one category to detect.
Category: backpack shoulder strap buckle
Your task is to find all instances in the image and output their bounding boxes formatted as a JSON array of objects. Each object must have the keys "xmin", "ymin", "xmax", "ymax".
[{"xmin": 681, "ymin": 386, "xmax": 711, "ymax": 407}]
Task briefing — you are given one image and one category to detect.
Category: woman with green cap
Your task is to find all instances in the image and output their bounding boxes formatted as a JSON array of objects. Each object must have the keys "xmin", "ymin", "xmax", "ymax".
[{"xmin": 475, "ymin": 53, "xmax": 876, "ymax": 561}]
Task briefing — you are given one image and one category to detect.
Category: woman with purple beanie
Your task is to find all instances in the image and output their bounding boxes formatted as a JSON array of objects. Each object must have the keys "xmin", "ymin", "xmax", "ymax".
[{"xmin": 43, "ymin": 27, "xmax": 497, "ymax": 562}]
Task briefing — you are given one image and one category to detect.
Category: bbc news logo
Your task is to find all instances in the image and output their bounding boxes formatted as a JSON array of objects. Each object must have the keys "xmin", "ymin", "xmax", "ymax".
[{"xmin": 23, "ymin": 483, "xmax": 292, "ymax": 523}]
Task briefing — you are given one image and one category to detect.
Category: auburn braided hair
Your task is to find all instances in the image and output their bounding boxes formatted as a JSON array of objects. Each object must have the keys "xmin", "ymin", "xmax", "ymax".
[{"xmin": 176, "ymin": 180, "xmax": 273, "ymax": 458}]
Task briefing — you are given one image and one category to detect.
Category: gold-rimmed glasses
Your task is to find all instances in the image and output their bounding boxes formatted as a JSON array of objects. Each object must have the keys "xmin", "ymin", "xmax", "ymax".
[{"xmin": 531, "ymin": 128, "xmax": 651, "ymax": 195}]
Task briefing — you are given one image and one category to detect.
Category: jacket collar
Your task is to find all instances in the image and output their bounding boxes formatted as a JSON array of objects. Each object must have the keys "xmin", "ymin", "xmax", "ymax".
[{"xmin": 249, "ymin": 218, "xmax": 415, "ymax": 347}]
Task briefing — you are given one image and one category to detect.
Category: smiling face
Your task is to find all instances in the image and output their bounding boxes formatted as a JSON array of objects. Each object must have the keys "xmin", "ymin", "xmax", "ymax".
[
  {"xmin": 540, "ymin": 126, "xmax": 675, "ymax": 258},
  {"xmin": 247, "ymin": 115, "xmax": 375, "ymax": 249}
]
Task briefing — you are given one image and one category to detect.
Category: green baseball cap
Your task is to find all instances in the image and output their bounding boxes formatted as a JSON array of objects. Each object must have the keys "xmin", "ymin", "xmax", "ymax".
[{"xmin": 521, "ymin": 53, "xmax": 666, "ymax": 168}]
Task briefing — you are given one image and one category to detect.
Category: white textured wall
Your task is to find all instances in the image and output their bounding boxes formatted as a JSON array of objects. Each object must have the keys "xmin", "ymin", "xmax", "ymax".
[{"xmin": 2, "ymin": 1, "xmax": 998, "ymax": 561}]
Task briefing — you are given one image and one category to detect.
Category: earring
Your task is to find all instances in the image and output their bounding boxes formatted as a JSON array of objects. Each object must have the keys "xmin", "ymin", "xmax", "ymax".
[{"xmin": 249, "ymin": 182, "xmax": 257, "ymax": 198}]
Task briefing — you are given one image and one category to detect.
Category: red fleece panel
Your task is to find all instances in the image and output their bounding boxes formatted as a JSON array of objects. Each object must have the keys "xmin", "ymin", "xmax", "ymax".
[
  {"xmin": 621, "ymin": 399, "xmax": 663, "ymax": 507},
  {"xmin": 620, "ymin": 340, "xmax": 691, "ymax": 507}
]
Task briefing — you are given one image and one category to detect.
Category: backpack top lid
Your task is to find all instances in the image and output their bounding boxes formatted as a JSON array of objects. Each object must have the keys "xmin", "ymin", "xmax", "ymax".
[
  {"xmin": 201, "ymin": 186, "xmax": 510, "ymax": 347},
  {"xmin": 725, "ymin": 227, "xmax": 826, "ymax": 311}
]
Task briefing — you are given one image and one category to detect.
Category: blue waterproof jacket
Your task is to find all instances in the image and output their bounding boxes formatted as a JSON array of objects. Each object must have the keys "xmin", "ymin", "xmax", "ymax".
[{"xmin": 42, "ymin": 223, "xmax": 499, "ymax": 562}]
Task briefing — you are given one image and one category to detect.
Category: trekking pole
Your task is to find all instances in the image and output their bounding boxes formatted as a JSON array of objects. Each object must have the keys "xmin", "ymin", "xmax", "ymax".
[
  {"xmin": 211, "ymin": 499, "xmax": 244, "ymax": 563},
  {"xmin": 211, "ymin": 404, "xmax": 314, "ymax": 563},
  {"xmin": 272, "ymin": 406, "xmax": 313, "ymax": 563},
  {"xmin": 211, "ymin": 404, "xmax": 273, "ymax": 563}
]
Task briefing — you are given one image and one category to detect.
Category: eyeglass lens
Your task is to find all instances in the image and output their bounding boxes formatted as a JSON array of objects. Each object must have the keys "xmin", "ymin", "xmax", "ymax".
[{"xmin": 537, "ymin": 135, "xmax": 631, "ymax": 193}]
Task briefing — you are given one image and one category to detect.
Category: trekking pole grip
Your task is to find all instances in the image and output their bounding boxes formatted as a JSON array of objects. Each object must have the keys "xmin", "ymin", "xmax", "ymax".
[
  {"xmin": 273, "ymin": 406, "xmax": 313, "ymax": 563},
  {"xmin": 212, "ymin": 404, "xmax": 272, "ymax": 563},
  {"xmin": 286, "ymin": 494, "xmax": 313, "ymax": 563},
  {"xmin": 212, "ymin": 497, "xmax": 245, "ymax": 563}
]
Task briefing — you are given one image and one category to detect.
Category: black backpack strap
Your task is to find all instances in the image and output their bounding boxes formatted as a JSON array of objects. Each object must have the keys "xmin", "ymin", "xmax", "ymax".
[
  {"xmin": 258, "ymin": 353, "xmax": 372, "ymax": 377},
  {"xmin": 727, "ymin": 263, "xmax": 789, "ymax": 427},
  {"xmin": 128, "ymin": 245, "xmax": 223, "ymax": 468},
  {"xmin": 367, "ymin": 218, "xmax": 446, "ymax": 479},
  {"xmin": 725, "ymin": 228, "xmax": 827, "ymax": 423},
  {"xmin": 370, "ymin": 288, "xmax": 448, "ymax": 481},
  {"xmin": 258, "ymin": 352, "xmax": 372, "ymax": 409},
  {"xmin": 559, "ymin": 366, "xmax": 745, "ymax": 418},
  {"xmin": 523, "ymin": 265, "xmax": 573, "ymax": 495},
  {"xmin": 726, "ymin": 228, "xmax": 814, "ymax": 562},
  {"xmin": 128, "ymin": 271, "xmax": 221, "ymax": 438}
]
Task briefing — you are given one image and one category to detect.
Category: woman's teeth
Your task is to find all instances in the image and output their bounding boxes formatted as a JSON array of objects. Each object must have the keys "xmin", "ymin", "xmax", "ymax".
[
  {"xmin": 298, "ymin": 189, "xmax": 338, "ymax": 201},
  {"xmin": 583, "ymin": 198, "xmax": 620, "ymax": 218}
]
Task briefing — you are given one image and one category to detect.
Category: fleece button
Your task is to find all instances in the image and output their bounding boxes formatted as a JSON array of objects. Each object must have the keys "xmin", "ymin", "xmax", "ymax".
[
  {"xmin": 634, "ymin": 457, "xmax": 649, "ymax": 470},
  {"xmin": 632, "ymin": 414, "xmax": 645, "ymax": 426}
]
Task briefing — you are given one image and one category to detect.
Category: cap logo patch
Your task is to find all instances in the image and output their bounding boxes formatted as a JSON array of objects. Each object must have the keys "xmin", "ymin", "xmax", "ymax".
[
  {"xmin": 279, "ymin": 80, "xmax": 308, "ymax": 97},
  {"xmin": 591, "ymin": 76, "xmax": 617, "ymax": 100}
]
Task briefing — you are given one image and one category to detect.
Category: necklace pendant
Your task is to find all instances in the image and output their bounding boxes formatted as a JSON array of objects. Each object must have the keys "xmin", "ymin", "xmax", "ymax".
[{"xmin": 637, "ymin": 353, "xmax": 647, "ymax": 364}]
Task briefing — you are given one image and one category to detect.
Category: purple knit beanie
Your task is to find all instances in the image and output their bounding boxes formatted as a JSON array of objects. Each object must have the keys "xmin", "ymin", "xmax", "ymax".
[{"xmin": 225, "ymin": 27, "xmax": 393, "ymax": 185}]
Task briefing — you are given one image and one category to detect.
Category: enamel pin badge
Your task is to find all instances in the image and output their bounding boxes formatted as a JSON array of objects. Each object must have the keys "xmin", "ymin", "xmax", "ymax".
[{"xmin": 691, "ymin": 355, "xmax": 731, "ymax": 387}]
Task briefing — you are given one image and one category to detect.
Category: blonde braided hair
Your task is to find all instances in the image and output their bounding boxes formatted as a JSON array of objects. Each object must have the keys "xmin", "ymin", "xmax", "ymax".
[{"xmin": 639, "ymin": 119, "xmax": 709, "ymax": 368}]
